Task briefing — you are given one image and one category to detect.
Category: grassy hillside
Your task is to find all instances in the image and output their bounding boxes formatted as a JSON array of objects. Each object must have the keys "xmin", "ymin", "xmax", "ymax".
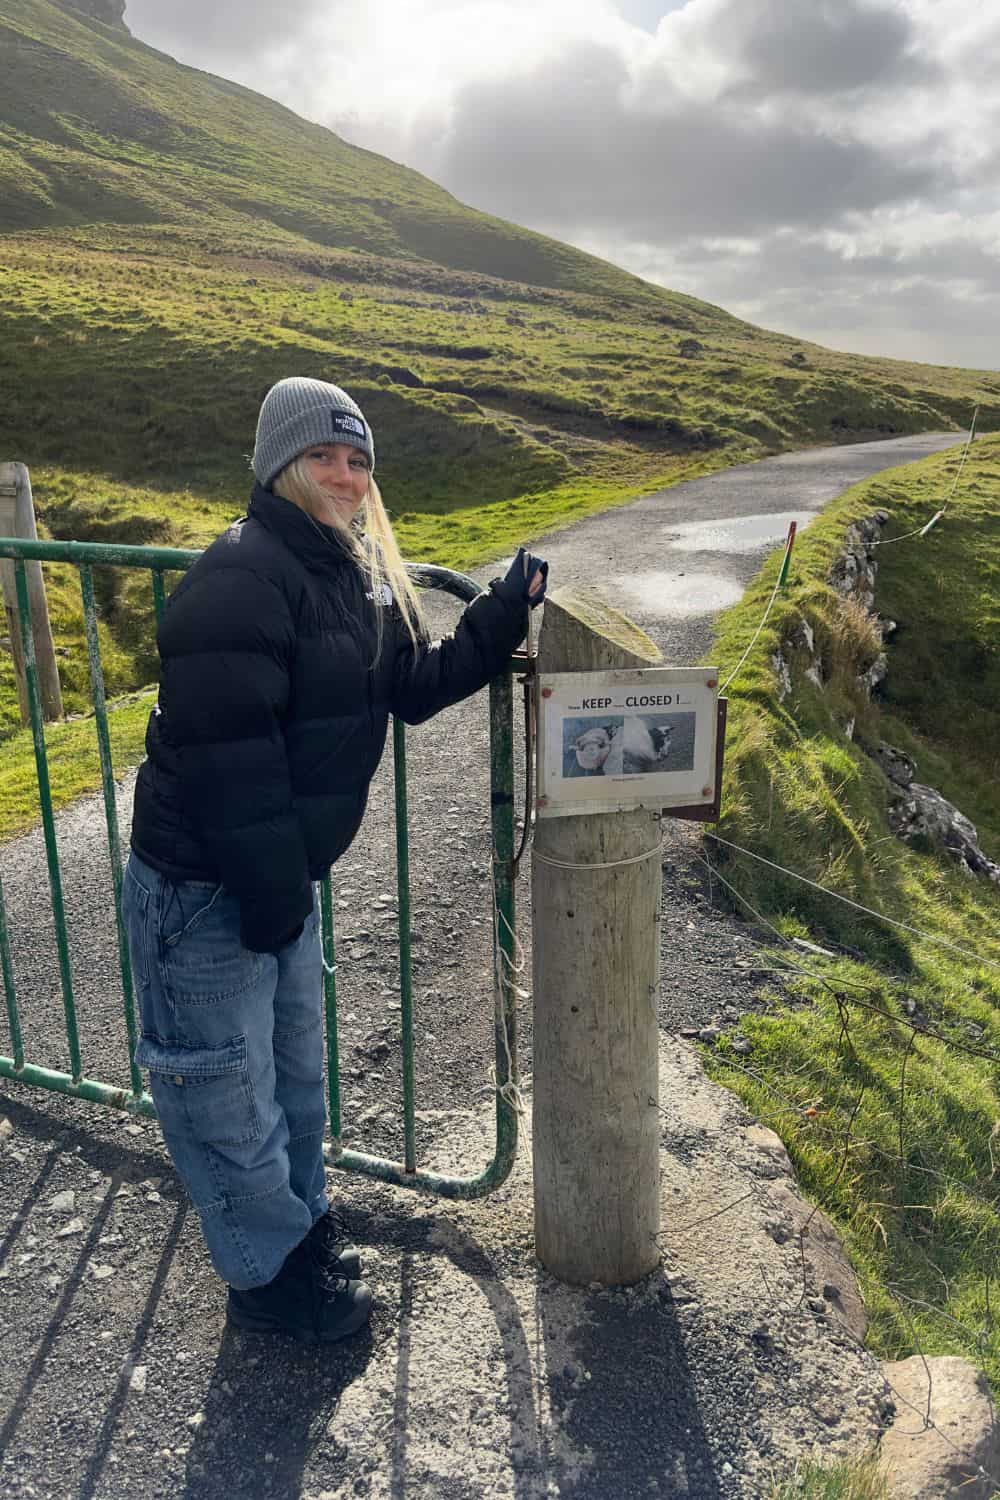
[
  {"xmin": 1, "ymin": 0, "xmax": 692, "ymax": 300},
  {"xmin": 1, "ymin": 0, "xmax": 999, "ymax": 758},
  {"xmin": 706, "ymin": 436, "xmax": 1000, "ymax": 1392}
]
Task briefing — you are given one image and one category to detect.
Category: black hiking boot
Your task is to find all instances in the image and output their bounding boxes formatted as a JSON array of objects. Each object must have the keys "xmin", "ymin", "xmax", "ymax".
[
  {"xmin": 226, "ymin": 1236, "xmax": 372, "ymax": 1344},
  {"xmin": 307, "ymin": 1208, "xmax": 362, "ymax": 1280}
]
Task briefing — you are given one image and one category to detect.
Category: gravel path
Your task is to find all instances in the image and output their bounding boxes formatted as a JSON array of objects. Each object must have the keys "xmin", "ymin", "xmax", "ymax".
[
  {"xmin": 487, "ymin": 430, "xmax": 962, "ymax": 663},
  {"xmin": 0, "ymin": 433, "xmax": 964, "ymax": 1499}
]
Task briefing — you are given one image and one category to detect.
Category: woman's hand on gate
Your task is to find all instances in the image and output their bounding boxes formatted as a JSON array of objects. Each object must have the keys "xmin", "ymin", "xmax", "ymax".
[{"xmin": 502, "ymin": 547, "xmax": 548, "ymax": 608}]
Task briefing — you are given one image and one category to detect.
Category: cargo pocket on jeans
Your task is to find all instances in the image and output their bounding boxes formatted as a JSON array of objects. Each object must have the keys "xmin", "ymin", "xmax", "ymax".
[{"xmin": 135, "ymin": 1033, "xmax": 261, "ymax": 1147}]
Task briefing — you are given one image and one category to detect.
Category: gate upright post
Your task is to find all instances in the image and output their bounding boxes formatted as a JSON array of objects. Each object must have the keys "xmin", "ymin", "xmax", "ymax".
[
  {"xmin": 0, "ymin": 462, "xmax": 63, "ymax": 723},
  {"xmin": 531, "ymin": 587, "xmax": 663, "ymax": 1286}
]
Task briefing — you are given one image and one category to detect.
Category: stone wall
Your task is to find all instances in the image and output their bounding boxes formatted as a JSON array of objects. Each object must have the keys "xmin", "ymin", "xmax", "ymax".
[{"xmin": 772, "ymin": 513, "xmax": 998, "ymax": 885}]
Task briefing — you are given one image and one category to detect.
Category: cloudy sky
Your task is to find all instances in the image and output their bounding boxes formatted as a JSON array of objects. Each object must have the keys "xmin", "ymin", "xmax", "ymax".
[{"xmin": 125, "ymin": 0, "xmax": 1000, "ymax": 371}]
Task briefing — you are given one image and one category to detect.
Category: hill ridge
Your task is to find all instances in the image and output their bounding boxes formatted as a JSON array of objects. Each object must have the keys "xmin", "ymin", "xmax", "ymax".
[
  {"xmin": 1, "ymin": 0, "xmax": 690, "ymax": 305},
  {"xmin": 55, "ymin": 0, "xmax": 128, "ymax": 33}
]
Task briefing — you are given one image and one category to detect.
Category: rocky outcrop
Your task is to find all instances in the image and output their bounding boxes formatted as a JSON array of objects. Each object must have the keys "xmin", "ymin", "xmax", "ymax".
[
  {"xmin": 868, "ymin": 736, "xmax": 999, "ymax": 880},
  {"xmin": 55, "ymin": 0, "xmax": 130, "ymax": 32},
  {"xmin": 772, "ymin": 514, "xmax": 998, "ymax": 884},
  {"xmin": 869, "ymin": 741, "xmax": 916, "ymax": 787},
  {"xmin": 742, "ymin": 1124, "xmax": 868, "ymax": 1344},
  {"xmin": 773, "ymin": 512, "xmax": 893, "ymax": 705},
  {"xmin": 829, "ymin": 511, "xmax": 888, "ymax": 611}
]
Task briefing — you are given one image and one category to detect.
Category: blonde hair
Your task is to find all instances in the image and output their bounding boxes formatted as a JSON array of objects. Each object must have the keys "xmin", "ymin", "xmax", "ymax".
[{"xmin": 273, "ymin": 457, "xmax": 425, "ymax": 659}]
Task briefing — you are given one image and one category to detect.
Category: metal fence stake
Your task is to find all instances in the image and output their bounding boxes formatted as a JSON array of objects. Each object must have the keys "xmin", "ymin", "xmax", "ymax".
[
  {"xmin": 0, "ymin": 870, "xmax": 24, "ymax": 1071},
  {"xmin": 394, "ymin": 716, "xmax": 417, "ymax": 1174},
  {"xmin": 13, "ymin": 559, "xmax": 80, "ymax": 1080},
  {"xmin": 79, "ymin": 564, "xmax": 141, "ymax": 1097}
]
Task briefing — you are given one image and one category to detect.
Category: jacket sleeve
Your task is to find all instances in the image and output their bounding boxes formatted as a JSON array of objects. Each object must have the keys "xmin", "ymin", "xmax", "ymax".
[
  {"xmin": 390, "ymin": 574, "xmax": 527, "ymax": 726},
  {"xmin": 157, "ymin": 566, "xmax": 313, "ymax": 953}
]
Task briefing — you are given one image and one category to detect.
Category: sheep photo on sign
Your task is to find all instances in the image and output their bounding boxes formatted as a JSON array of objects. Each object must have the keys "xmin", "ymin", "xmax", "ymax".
[
  {"xmin": 537, "ymin": 668, "xmax": 720, "ymax": 818},
  {"xmin": 561, "ymin": 714, "xmax": 696, "ymax": 780}
]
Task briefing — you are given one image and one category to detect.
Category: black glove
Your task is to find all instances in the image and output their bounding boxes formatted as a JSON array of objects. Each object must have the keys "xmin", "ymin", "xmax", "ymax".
[{"xmin": 501, "ymin": 547, "xmax": 548, "ymax": 609}]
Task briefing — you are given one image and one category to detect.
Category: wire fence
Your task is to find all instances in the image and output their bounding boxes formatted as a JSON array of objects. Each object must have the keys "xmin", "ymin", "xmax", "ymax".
[
  {"xmin": 688, "ymin": 833, "xmax": 1000, "ymax": 1494},
  {"xmin": 679, "ymin": 423, "xmax": 998, "ymax": 1486},
  {"xmin": 868, "ymin": 406, "xmax": 979, "ymax": 547}
]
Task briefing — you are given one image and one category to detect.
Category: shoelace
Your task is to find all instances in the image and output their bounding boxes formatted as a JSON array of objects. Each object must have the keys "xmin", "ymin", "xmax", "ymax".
[
  {"xmin": 323, "ymin": 1207, "xmax": 350, "ymax": 1240},
  {"xmin": 307, "ymin": 1211, "xmax": 354, "ymax": 1284},
  {"xmin": 312, "ymin": 1209, "xmax": 350, "ymax": 1253},
  {"xmin": 307, "ymin": 1238, "xmax": 351, "ymax": 1294}
]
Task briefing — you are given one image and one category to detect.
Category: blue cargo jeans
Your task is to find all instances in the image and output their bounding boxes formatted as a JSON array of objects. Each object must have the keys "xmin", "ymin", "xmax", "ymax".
[{"xmin": 122, "ymin": 852, "xmax": 329, "ymax": 1290}]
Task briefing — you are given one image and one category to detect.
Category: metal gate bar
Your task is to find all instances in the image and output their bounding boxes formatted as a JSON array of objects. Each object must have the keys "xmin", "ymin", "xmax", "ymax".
[{"xmin": 0, "ymin": 536, "xmax": 521, "ymax": 1197}]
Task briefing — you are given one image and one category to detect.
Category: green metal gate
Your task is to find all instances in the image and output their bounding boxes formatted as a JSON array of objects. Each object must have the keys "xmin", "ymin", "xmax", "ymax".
[{"xmin": 0, "ymin": 536, "xmax": 522, "ymax": 1198}]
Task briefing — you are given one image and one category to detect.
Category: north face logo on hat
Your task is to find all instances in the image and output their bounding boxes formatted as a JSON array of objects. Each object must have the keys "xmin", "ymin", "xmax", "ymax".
[{"xmin": 331, "ymin": 410, "xmax": 366, "ymax": 440}]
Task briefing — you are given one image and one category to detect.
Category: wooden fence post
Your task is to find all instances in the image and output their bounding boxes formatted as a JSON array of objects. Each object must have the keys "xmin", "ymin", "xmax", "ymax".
[
  {"xmin": 0, "ymin": 462, "xmax": 63, "ymax": 724},
  {"xmin": 532, "ymin": 586, "xmax": 663, "ymax": 1286}
]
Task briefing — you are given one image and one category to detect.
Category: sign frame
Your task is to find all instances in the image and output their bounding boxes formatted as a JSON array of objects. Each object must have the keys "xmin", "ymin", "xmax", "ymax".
[{"xmin": 535, "ymin": 666, "xmax": 723, "ymax": 820}]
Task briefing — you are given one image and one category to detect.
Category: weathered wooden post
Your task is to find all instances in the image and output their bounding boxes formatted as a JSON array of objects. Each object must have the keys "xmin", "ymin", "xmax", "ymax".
[
  {"xmin": 532, "ymin": 587, "xmax": 663, "ymax": 1285},
  {"xmin": 0, "ymin": 462, "xmax": 63, "ymax": 723}
]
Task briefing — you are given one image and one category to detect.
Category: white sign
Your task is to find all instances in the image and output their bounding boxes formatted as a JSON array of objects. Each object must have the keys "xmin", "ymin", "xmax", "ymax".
[{"xmin": 536, "ymin": 667, "xmax": 719, "ymax": 818}]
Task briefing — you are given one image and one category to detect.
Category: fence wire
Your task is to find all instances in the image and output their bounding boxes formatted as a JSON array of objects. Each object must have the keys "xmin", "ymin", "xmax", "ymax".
[{"xmin": 690, "ymin": 837, "xmax": 1000, "ymax": 1493}]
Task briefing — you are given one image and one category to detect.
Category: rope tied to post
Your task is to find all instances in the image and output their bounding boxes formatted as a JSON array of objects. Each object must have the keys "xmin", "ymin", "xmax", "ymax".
[
  {"xmin": 532, "ymin": 841, "xmax": 665, "ymax": 872},
  {"xmin": 489, "ymin": 890, "xmax": 529, "ymax": 1121}
]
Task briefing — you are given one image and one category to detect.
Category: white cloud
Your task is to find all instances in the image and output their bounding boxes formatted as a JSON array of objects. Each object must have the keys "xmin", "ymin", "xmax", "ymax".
[
  {"xmin": 641, "ymin": 0, "xmax": 929, "ymax": 99},
  {"xmin": 123, "ymin": 0, "xmax": 1000, "ymax": 369},
  {"xmin": 608, "ymin": 222, "xmax": 1000, "ymax": 367},
  {"xmin": 126, "ymin": 0, "xmax": 329, "ymax": 66},
  {"xmin": 429, "ymin": 43, "xmax": 945, "ymax": 238}
]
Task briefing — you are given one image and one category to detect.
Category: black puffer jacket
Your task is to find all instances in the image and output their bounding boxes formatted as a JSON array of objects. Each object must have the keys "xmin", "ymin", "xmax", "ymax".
[{"xmin": 131, "ymin": 485, "xmax": 528, "ymax": 952}]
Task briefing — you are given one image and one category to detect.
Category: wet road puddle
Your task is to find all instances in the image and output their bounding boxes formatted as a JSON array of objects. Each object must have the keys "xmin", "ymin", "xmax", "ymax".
[
  {"xmin": 609, "ymin": 571, "xmax": 745, "ymax": 616},
  {"xmin": 662, "ymin": 510, "xmax": 815, "ymax": 553}
]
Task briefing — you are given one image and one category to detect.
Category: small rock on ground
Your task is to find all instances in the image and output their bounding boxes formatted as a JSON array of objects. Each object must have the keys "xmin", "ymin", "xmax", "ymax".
[{"xmin": 880, "ymin": 1355, "xmax": 1000, "ymax": 1500}]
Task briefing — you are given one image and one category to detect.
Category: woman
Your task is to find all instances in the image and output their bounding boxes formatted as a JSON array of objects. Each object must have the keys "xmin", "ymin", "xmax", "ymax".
[{"xmin": 122, "ymin": 376, "xmax": 547, "ymax": 1344}]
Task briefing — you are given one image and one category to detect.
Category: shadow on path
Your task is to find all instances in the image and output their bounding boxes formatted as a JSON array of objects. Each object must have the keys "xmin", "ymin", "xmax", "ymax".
[
  {"xmin": 182, "ymin": 1322, "xmax": 376, "ymax": 1499},
  {"xmin": 3, "ymin": 1091, "xmax": 725, "ymax": 1499},
  {"xmin": 540, "ymin": 1276, "xmax": 723, "ymax": 1498},
  {"xmin": 350, "ymin": 1206, "xmax": 722, "ymax": 1500},
  {"xmin": 78, "ymin": 1200, "xmax": 189, "ymax": 1500}
]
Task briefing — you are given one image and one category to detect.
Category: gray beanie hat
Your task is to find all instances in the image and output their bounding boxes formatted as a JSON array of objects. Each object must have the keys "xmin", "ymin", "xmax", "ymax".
[{"xmin": 252, "ymin": 377, "xmax": 375, "ymax": 487}]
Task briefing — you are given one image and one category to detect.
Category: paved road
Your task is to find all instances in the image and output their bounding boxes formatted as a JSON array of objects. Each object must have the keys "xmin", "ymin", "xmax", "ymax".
[
  {"xmin": 0, "ymin": 432, "xmax": 965, "ymax": 1500},
  {"xmin": 466, "ymin": 431, "xmax": 965, "ymax": 663}
]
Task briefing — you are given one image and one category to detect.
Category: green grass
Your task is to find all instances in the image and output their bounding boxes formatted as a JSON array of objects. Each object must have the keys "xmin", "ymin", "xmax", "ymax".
[
  {"xmin": 2, "ymin": 0, "xmax": 999, "ymax": 550},
  {"xmin": 705, "ymin": 436, "xmax": 1000, "ymax": 1392},
  {"xmin": 2, "ymin": 15, "xmax": 998, "ymax": 1490},
  {"xmin": 1, "ymin": 12, "xmax": 999, "ymax": 1476},
  {"xmin": 1, "ymin": 4, "xmax": 996, "ymax": 937},
  {"xmin": 1, "ymin": 0, "xmax": 666, "ymax": 300},
  {"xmin": 766, "ymin": 1456, "xmax": 889, "ymax": 1500},
  {"xmin": 0, "ymin": 691, "xmax": 153, "ymax": 843},
  {"xmin": 2, "ymin": 8, "xmax": 998, "ymax": 878}
]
